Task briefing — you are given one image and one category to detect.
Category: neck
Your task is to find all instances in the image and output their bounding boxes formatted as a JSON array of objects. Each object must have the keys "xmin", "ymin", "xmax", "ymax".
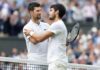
[
  {"xmin": 31, "ymin": 17, "xmax": 40, "ymax": 24},
  {"xmin": 54, "ymin": 17, "xmax": 61, "ymax": 22}
]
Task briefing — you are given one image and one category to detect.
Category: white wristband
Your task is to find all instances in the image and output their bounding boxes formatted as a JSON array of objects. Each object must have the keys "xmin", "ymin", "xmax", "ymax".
[
  {"xmin": 27, "ymin": 36, "xmax": 31, "ymax": 39},
  {"xmin": 29, "ymin": 31, "xmax": 34, "ymax": 36}
]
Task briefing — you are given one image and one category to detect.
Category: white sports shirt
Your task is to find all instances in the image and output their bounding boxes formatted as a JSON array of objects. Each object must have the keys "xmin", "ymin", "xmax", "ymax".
[
  {"xmin": 23, "ymin": 20, "xmax": 49, "ymax": 63},
  {"xmin": 47, "ymin": 20, "xmax": 68, "ymax": 64}
]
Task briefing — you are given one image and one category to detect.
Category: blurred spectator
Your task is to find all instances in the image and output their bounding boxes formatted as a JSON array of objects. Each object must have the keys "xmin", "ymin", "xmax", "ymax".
[
  {"xmin": 11, "ymin": 47, "xmax": 18, "ymax": 58},
  {"xmin": 0, "ymin": 51, "xmax": 7, "ymax": 70},
  {"xmin": 4, "ymin": 11, "xmax": 23, "ymax": 36},
  {"xmin": 77, "ymin": 0, "xmax": 86, "ymax": 7},
  {"xmin": 72, "ymin": 3, "xmax": 83, "ymax": 22},
  {"xmin": 0, "ymin": 51, "xmax": 6, "ymax": 57},
  {"xmin": 86, "ymin": 35, "xmax": 94, "ymax": 53},
  {"xmin": 97, "ymin": 0, "xmax": 100, "ymax": 3},
  {"xmin": 79, "ymin": 34, "xmax": 88, "ymax": 50},
  {"xmin": 57, "ymin": 0, "xmax": 68, "ymax": 7},
  {"xmin": 19, "ymin": 6, "xmax": 29, "ymax": 25},
  {"xmin": 89, "ymin": 27, "xmax": 98, "ymax": 45},
  {"xmin": 18, "ymin": 50, "xmax": 27, "ymax": 59},
  {"xmin": 96, "ymin": 56, "xmax": 100, "ymax": 65},
  {"xmin": 71, "ymin": 58, "xmax": 78, "ymax": 63},
  {"xmin": 82, "ymin": 0, "xmax": 97, "ymax": 22},
  {"xmin": 16, "ymin": 0, "xmax": 24, "ymax": 8},
  {"xmin": 97, "ymin": 3, "xmax": 100, "ymax": 22},
  {"xmin": 0, "ymin": 0, "xmax": 10, "ymax": 35},
  {"xmin": 9, "ymin": 0, "xmax": 18, "ymax": 13},
  {"xmin": 73, "ymin": 47, "xmax": 81, "ymax": 59},
  {"xmin": 94, "ymin": 44, "xmax": 100, "ymax": 57},
  {"xmin": 66, "ymin": 0, "xmax": 76, "ymax": 23},
  {"xmin": 66, "ymin": 47, "xmax": 75, "ymax": 62},
  {"xmin": 88, "ymin": 52, "xmax": 97, "ymax": 64},
  {"xmin": 95, "ymin": 29, "xmax": 100, "ymax": 45},
  {"xmin": 78, "ymin": 52, "xmax": 88, "ymax": 64}
]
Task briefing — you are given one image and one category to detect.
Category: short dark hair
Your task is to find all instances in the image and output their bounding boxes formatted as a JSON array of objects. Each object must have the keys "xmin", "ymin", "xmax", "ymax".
[
  {"xmin": 50, "ymin": 4, "xmax": 66, "ymax": 18},
  {"xmin": 28, "ymin": 2, "xmax": 41, "ymax": 11}
]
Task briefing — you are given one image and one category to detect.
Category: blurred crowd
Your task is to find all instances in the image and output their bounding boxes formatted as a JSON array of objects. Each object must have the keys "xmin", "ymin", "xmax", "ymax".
[
  {"xmin": 0, "ymin": 0, "xmax": 100, "ymax": 66},
  {"xmin": 0, "ymin": 47, "xmax": 27, "ymax": 59},
  {"xmin": 0, "ymin": 0, "xmax": 100, "ymax": 37},
  {"xmin": 67, "ymin": 27, "xmax": 100, "ymax": 65}
]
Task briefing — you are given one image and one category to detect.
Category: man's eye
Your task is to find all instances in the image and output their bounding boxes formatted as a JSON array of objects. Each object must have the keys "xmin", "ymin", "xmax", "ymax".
[
  {"xmin": 50, "ymin": 9, "xmax": 52, "ymax": 11},
  {"xmin": 37, "ymin": 10, "xmax": 39, "ymax": 12}
]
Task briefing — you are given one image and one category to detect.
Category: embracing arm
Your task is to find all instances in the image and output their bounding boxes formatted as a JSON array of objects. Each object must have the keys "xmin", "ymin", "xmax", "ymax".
[
  {"xmin": 24, "ymin": 23, "xmax": 61, "ymax": 44},
  {"xmin": 23, "ymin": 29, "xmax": 38, "ymax": 44},
  {"xmin": 27, "ymin": 35, "xmax": 38, "ymax": 44},
  {"xmin": 24, "ymin": 29, "xmax": 54, "ymax": 43}
]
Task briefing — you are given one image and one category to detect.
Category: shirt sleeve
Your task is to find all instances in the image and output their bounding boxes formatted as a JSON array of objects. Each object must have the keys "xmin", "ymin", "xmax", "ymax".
[{"xmin": 47, "ymin": 23, "xmax": 62, "ymax": 35}]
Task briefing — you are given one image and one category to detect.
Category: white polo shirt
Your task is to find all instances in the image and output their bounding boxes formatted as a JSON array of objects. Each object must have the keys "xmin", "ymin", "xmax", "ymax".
[
  {"xmin": 23, "ymin": 20, "xmax": 49, "ymax": 63},
  {"xmin": 47, "ymin": 20, "xmax": 68, "ymax": 64}
]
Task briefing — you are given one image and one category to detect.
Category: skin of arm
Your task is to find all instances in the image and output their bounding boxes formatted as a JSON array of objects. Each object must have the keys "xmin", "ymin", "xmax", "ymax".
[
  {"xmin": 23, "ymin": 29, "xmax": 38, "ymax": 44},
  {"xmin": 28, "ymin": 36, "xmax": 38, "ymax": 44},
  {"xmin": 24, "ymin": 29, "xmax": 54, "ymax": 43}
]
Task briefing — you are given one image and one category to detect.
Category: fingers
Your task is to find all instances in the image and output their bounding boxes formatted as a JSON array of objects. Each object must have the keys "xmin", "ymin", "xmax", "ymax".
[
  {"xmin": 23, "ymin": 29, "xmax": 27, "ymax": 33},
  {"xmin": 23, "ymin": 29, "xmax": 29, "ymax": 36},
  {"xmin": 24, "ymin": 32, "xmax": 29, "ymax": 36},
  {"xmin": 24, "ymin": 29, "xmax": 31, "ymax": 31},
  {"xmin": 23, "ymin": 29, "xmax": 33, "ymax": 36}
]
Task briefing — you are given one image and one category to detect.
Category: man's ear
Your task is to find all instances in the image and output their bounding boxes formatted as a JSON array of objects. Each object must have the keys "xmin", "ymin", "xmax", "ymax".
[
  {"xmin": 29, "ymin": 11, "xmax": 34, "ymax": 16},
  {"xmin": 56, "ymin": 10, "xmax": 59, "ymax": 15}
]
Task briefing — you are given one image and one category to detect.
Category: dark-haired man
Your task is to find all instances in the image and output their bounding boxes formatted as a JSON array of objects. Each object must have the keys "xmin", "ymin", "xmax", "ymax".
[{"xmin": 23, "ymin": 2, "xmax": 49, "ymax": 70}]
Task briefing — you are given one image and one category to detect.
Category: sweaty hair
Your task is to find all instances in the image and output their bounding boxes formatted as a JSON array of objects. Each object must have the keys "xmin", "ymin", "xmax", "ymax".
[
  {"xmin": 28, "ymin": 2, "xmax": 41, "ymax": 11},
  {"xmin": 50, "ymin": 4, "xmax": 66, "ymax": 18}
]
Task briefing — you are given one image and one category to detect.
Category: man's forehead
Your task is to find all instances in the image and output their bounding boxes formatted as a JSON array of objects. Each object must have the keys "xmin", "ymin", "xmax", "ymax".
[
  {"xmin": 50, "ymin": 8, "xmax": 55, "ymax": 11},
  {"xmin": 50, "ymin": 8, "xmax": 54, "ymax": 10},
  {"xmin": 34, "ymin": 7, "xmax": 42, "ymax": 10}
]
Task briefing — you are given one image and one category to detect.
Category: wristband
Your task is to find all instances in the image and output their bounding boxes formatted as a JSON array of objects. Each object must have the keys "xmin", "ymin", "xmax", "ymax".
[
  {"xmin": 27, "ymin": 36, "xmax": 31, "ymax": 39},
  {"xmin": 29, "ymin": 31, "xmax": 34, "ymax": 36}
]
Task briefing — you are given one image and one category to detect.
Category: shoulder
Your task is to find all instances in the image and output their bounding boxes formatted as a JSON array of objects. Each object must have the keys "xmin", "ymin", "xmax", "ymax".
[
  {"xmin": 23, "ymin": 21, "xmax": 32, "ymax": 32},
  {"xmin": 51, "ymin": 20, "xmax": 63, "ymax": 27},
  {"xmin": 50, "ymin": 20, "xmax": 67, "ymax": 31},
  {"xmin": 23, "ymin": 20, "xmax": 32, "ymax": 29}
]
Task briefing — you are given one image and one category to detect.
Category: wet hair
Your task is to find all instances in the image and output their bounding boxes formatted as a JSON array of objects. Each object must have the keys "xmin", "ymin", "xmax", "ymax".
[
  {"xmin": 50, "ymin": 4, "xmax": 66, "ymax": 18},
  {"xmin": 28, "ymin": 2, "xmax": 41, "ymax": 11}
]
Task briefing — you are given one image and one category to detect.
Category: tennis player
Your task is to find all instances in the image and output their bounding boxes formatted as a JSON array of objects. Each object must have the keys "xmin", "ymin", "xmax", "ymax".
[
  {"xmin": 23, "ymin": 2, "xmax": 49, "ymax": 70},
  {"xmin": 24, "ymin": 4, "xmax": 68, "ymax": 70}
]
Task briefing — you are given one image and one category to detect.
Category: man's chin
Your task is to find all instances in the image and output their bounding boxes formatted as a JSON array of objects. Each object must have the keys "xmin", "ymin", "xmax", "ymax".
[
  {"xmin": 49, "ymin": 18, "xmax": 54, "ymax": 20},
  {"xmin": 37, "ymin": 17, "xmax": 41, "ymax": 20}
]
